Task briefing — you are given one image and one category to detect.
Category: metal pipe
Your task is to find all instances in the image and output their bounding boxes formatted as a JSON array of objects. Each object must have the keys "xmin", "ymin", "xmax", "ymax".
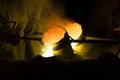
[
  {"xmin": 19, "ymin": 36, "xmax": 120, "ymax": 44},
  {"xmin": 70, "ymin": 39, "xmax": 120, "ymax": 44}
]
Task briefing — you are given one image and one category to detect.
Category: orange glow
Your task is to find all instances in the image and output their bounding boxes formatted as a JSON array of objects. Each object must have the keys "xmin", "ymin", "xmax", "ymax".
[
  {"xmin": 41, "ymin": 26, "xmax": 66, "ymax": 57},
  {"xmin": 42, "ymin": 26, "xmax": 66, "ymax": 46},
  {"xmin": 41, "ymin": 18, "xmax": 83, "ymax": 58},
  {"xmin": 64, "ymin": 21, "xmax": 82, "ymax": 40},
  {"xmin": 64, "ymin": 21, "xmax": 82, "ymax": 49}
]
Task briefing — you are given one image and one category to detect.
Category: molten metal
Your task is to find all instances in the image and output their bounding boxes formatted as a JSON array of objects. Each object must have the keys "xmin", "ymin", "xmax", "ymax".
[
  {"xmin": 41, "ymin": 21, "xmax": 83, "ymax": 58},
  {"xmin": 41, "ymin": 26, "xmax": 66, "ymax": 57}
]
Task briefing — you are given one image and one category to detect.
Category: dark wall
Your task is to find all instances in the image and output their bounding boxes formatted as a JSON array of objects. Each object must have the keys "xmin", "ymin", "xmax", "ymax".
[
  {"xmin": 55, "ymin": 0, "xmax": 93, "ymax": 37},
  {"xmin": 62, "ymin": 0, "xmax": 92, "ymax": 26},
  {"xmin": 61, "ymin": 0, "xmax": 119, "ymax": 38}
]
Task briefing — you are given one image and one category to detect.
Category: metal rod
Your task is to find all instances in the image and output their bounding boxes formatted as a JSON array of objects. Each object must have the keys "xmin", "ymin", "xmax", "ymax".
[
  {"xmin": 19, "ymin": 36, "xmax": 120, "ymax": 44},
  {"xmin": 70, "ymin": 40, "xmax": 120, "ymax": 44}
]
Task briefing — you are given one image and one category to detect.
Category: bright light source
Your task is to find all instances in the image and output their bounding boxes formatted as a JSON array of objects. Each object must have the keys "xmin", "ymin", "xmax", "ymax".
[
  {"xmin": 41, "ymin": 45, "xmax": 54, "ymax": 58},
  {"xmin": 65, "ymin": 22, "xmax": 83, "ymax": 49},
  {"xmin": 71, "ymin": 43, "xmax": 78, "ymax": 49},
  {"xmin": 41, "ymin": 26, "xmax": 66, "ymax": 57},
  {"xmin": 41, "ymin": 21, "xmax": 83, "ymax": 58},
  {"xmin": 65, "ymin": 22, "xmax": 82, "ymax": 40}
]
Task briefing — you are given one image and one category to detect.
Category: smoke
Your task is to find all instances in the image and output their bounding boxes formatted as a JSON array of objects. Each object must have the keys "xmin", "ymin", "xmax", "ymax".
[
  {"xmin": 24, "ymin": 0, "xmax": 67, "ymax": 60},
  {"xmin": 0, "ymin": 0, "xmax": 67, "ymax": 60},
  {"xmin": 24, "ymin": 0, "xmax": 66, "ymax": 34}
]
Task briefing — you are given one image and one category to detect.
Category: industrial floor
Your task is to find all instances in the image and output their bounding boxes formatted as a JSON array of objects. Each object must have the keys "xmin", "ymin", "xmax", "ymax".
[{"xmin": 0, "ymin": 55, "xmax": 120, "ymax": 80}]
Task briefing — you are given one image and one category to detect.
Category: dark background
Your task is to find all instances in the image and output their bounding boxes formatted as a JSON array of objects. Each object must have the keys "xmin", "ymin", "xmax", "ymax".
[
  {"xmin": 62, "ymin": 0, "xmax": 92, "ymax": 25},
  {"xmin": 59, "ymin": 0, "xmax": 92, "ymax": 33},
  {"xmin": 60, "ymin": 0, "xmax": 120, "ymax": 38},
  {"xmin": 0, "ymin": 0, "xmax": 120, "ymax": 79}
]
